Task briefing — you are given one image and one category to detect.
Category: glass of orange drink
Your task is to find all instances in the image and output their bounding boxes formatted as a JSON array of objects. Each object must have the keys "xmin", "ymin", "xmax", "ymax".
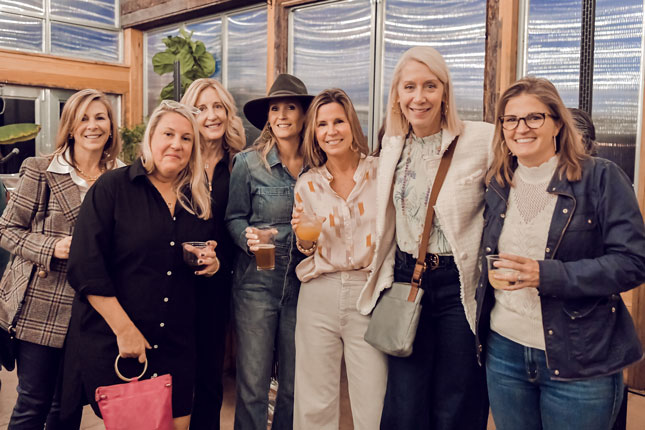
[{"xmin": 296, "ymin": 212, "xmax": 325, "ymax": 242}]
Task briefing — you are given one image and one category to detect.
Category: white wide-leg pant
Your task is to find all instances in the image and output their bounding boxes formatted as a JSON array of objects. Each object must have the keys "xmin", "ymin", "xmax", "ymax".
[{"xmin": 294, "ymin": 271, "xmax": 387, "ymax": 430}]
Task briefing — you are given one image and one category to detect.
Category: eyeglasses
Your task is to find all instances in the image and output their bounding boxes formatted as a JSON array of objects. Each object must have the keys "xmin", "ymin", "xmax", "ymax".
[
  {"xmin": 498, "ymin": 112, "xmax": 553, "ymax": 130},
  {"xmin": 159, "ymin": 99, "xmax": 201, "ymax": 116}
]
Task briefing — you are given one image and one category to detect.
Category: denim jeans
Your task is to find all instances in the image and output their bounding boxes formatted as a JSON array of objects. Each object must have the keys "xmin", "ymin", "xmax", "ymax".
[
  {"xmin": 380, "ymin": 249, "xmax": 489, "ymax": 430},
  {"xmin": 9, "ymin": 339, "xmax": 82, "ymax": 430},
  {"xmin": 233, "ymin": 251, "xmax": 298, "ymax": 430},
  {"xmin": 486, "ymin": 331, "xmax": 624, "ymax": 430}
]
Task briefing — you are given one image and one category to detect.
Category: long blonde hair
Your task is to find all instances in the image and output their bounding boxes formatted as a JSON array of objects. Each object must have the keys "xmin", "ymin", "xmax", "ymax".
[
  {"xmin": 486, "ymin": 76, "xmax": 587, "ymax": 186},
  {"xmin": 181, "ymin": 78, "xmax": 245, "ymax": 164},
  {"xmin": 302, "ymin": 89, "xmax": 368, "ymax": 168},
  {"xmin": 140, "ymin": 102, "xmax": 211, "ymax": 219},
  {"xmin": 54, "ymin": 89, "xmax": 121, "ymax": 167},
  {"xmin": 385, "ymin": 46, "xmax": 463, "ymax": 138}
]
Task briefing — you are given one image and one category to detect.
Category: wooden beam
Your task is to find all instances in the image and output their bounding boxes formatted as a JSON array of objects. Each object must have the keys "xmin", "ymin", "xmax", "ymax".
[
  {"xmin": 626, "ymin": 67, "xmax": 645, "ymax": 390},
  {"xmin": 123, "ymin": 28, "xmax": 144, "ymax": 126},
  {"xmin": 0, "ymin": 49, "xmax": 130, "ymax": 94},
  {"xmin": 483, "ymin": 0, "xmax": 519, "ymax": 123}
]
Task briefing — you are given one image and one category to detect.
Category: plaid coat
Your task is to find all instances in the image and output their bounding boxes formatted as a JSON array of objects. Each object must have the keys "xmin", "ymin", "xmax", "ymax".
[{"xmin": 0, "ymin": 157, "xmax": 81, "ymax": 348}]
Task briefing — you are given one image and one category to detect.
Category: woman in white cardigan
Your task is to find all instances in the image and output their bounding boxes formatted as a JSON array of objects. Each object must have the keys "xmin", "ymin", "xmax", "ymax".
[{"xmin": 360, "ymin": 46, "xmax": 494, "ymax": 430}]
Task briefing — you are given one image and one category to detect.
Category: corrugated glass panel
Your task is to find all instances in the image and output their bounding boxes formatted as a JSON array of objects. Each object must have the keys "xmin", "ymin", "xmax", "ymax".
[
  {"xmin": 592, "ymin": 0, "xmax": 642, "ymax": 181},
  {"xmin": 292, "ymin": 0, "xmax": 372, "ymax": 131},
  {"xmin": 526, "ymin": 0, "xmax": 581, "ymax": 107},
  {"xmin": 145, "ymin": 19, "xmax": 222, "ymax": 114},
  {"xmin": 383, "ymin": 0, "xmax": 487, "ymax": 122},
  {"xmin": 50, "ymin": 0, "xmax": 116, "ymax": 26},
  {"xmin": 51, "ymin": 21, "xmax": 118, "ymax": 61},
  {"xmin": 0, "ymin": 12, "xmax": 42, "ymax": 52},
  {"xmin": 0, "ymin": 0, "xmax": 43, "ymax": 15},
  {"xmin": 227, "ymin": 8, "xmax": 267, "ymax": 145}
]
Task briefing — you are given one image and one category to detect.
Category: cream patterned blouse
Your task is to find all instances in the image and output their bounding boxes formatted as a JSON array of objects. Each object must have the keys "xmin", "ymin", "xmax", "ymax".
[{"xmin": 294, "ymin": 155, "xmax": 378, "ymax": 283}]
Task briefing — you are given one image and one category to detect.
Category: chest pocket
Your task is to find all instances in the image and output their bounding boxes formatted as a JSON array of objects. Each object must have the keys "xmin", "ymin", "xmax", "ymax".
[
  {"xmin": 254, "ymin": 186, "xmax": 293, "ymax": 223},
  {"xmin": 567, "ymin": 213, "xmax": 596, "ymax": 231}
]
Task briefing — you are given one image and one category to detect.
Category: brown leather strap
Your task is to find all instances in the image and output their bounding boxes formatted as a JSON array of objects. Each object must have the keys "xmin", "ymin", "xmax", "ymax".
[{"xmin": 407, "ymin": 135, "xmax": 459, "ymax": 302}]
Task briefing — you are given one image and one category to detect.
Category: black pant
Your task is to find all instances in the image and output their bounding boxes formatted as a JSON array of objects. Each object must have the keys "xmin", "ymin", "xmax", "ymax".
[
  {"xmin": 190, "ymin": 279, "xmax": 231, "ymax": 430},
  {"xmin": 380, "ymin": 248, "xmax": 489, "ymax": 430}
]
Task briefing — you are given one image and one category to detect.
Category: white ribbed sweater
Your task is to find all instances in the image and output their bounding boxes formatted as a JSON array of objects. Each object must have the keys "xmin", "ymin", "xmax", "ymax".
[{"xmin": 490, "ymin": 156, "xmax": 558, "ymax": 350}]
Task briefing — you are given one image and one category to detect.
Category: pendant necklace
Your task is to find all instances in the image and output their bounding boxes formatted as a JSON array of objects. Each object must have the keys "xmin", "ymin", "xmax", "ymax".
[{"xmin": 75, "ymin": 166, "xmax": 104, "ymax": 182}]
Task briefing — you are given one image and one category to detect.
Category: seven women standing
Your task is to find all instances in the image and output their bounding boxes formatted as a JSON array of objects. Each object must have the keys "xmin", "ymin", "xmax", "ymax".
[
  {"xmin": 292, "ymin": 89, "xmax": 387, "ymax": 429},
  {"xmin": 362, "ymin": 46, "xmax": 493, "ymax": 429},
  {"xmin": 181, "ymin": 78, "xmax": 245, "ymax": 430},
  {"xmin": 477, "ymin": 76, "xmax": 645, "ymax": 430},
  {"xmin": 0, "ymin": 89, "xmax": 122, "ymax": 429},
  {"xmin": 225, "ymin": 74, "xmax": 312, "ymax": 430}
]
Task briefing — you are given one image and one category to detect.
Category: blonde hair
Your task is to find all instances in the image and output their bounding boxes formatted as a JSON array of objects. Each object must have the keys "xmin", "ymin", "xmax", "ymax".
[
  {"xmin": 486, "ymin": 76, "xmax": 587, "ymax": 186},
  {"xmin": 181, "ymin": 78, "xmax": 245, "ymax": 164},
  {"xmin": 54, "ymin": 89, "xmax": 121, "ymax": 167},
  {"xmin": 252, "ymin": 97, "xmax": 306, "ymax": 170},
  {"xmin": 302, "ymin": 88, "xmax": 368, "ymax": 168},
  {"xmin": 140, "ymin": 102, "xmax": 211, "ymax": 220},
  {"xmin": 385, "ymin": 46, "xmax": 463, "ymax": 137}
]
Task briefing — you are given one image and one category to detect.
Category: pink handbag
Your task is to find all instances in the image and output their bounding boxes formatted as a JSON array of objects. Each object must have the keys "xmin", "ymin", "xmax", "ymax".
[{"xmin": 95, "ymin": 355, "xmax": 173, "ymax": 430}]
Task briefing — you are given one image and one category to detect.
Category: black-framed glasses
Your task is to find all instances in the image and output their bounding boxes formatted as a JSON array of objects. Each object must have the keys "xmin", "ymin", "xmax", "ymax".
[
  {"xmin": 498, "ymin": 112, "xmax": 552, "ymax": 130},
  {"xmin": 159, "ymin": 99, "xmax": 201, "ymax": 116}
]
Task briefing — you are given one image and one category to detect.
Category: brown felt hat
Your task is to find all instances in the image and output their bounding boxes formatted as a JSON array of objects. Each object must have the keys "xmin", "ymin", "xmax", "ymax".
[{"xmin": 243, "ymin": 74, "xmax": 314, "ymax": 130}]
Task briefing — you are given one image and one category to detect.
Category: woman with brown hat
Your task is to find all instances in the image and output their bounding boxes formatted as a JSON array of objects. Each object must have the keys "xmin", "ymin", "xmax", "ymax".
[{"xmin": 225, "ymin": 73, "xmax": 313, "ymax": 430}]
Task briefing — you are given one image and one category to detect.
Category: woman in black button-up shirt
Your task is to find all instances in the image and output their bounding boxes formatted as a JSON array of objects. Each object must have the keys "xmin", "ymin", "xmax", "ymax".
[{"xmin": 66, "ymin": 101, "xmax": 220, "ymax": 429}]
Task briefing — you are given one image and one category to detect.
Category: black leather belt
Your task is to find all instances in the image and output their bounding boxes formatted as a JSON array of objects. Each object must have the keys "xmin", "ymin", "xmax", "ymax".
[{"xmin": 424, "ymin": 253, "xmax": 454, "ymax": 271}]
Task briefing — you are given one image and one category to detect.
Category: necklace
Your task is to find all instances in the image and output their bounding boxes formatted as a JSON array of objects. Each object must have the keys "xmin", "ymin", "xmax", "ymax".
[{"xmin": 75, "ymin": 165, "xmax": 104, "ymax": 182}]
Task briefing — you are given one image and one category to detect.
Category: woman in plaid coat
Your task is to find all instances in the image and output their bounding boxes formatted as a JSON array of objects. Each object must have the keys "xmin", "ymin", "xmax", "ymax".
[{"xmin": 0, "ymin": 89, "xmax": 123, "ymax": 429}]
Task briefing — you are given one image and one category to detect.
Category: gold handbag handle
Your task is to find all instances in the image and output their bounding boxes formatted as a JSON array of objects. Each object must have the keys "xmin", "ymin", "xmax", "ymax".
[{"xmin": 114, "ymin": 354, "xmax": 148, "ymax": 382}]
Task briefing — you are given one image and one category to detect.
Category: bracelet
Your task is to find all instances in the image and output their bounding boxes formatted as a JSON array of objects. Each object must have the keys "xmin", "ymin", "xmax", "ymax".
[{"xmin": 296, "ymin": 239, "xmax": 317, "ymax": 254}]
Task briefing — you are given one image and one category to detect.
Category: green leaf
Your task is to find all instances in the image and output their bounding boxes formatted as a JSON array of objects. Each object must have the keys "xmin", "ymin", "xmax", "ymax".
[
  {"xmin": 179, "ymin": 27, "xmax": 192, "ymax": 41},
  {"xmin": 152, "ymin": 52, "xmax": 177, "ymax": 75},
  {"xmin": 0, "ymin": 123, "xmax": 41, "ymax": 145},
  {"xmin": 160, "ymin": 82, "xmax": 175, "ymax": 101},
  {"xmin": 197, "ymin": 52, "xmax": 216, "ymax": 76},
  {"xmin": 177, "ymin": 47, "xmax": 195, "ymax": 75}
]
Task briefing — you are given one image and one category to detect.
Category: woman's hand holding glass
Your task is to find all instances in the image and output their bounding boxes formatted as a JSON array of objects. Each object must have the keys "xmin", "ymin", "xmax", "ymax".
[
  {"xmin": 53, "ymin": 235, "xmax": 72, "ymax": 259},
  {"xmin": 489, "ymin": 252, "xmax": 540, "ymax": 290},
  {"xmin": 183, "ymin": 240, "xmax": 219, "ymax": 276}
]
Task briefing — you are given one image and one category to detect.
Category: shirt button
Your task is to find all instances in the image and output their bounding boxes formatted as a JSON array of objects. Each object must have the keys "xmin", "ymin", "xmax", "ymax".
[
  {"xmin": 562, "ymin": 208, "xmax": 569, "ymax": 214},
  {"xmin": 612, "ymin": 307, "xmax": 616, "ymax": 313},
  {"xmin": 173, "ymin": 217, "xmax": 176, "ymax": 221},
  {"xmin": 500, "ymin": 213, "xmax": 505, "ymax": 219},
  {"xmin": 548, "ymin": 329, "xmax": 554, "ymax": 335},
  {"xmin": 485, "ymin": 247, "xmax": 492, "ymax": 253},
  {"xmin": 160, "ymin": 322, "xmax": 165, "ymax": 328},
  {"xmin": 587, "ymin": 219, "xmax": 592, "ymax": 224},
  {"xmin": 170, "ymin": 241, "xmax": 175, "ymax": 246},
  {"xmin": 167, "ymin": 271, "xmax": 172, "ymax": 276},
  {"xmin": 163, "ymin": 297, "xmax": 169, "ymax": 303},
  {"xmin": 545, "ymin": 247, "xmax": 551, "ymax": 253},
  {"xmin": 152, "ymin": 373, "xmax": 158, "ymax": 378},
  {"xmin": 153, "ymin": 344, "xmax": 159, "ymax": 349},
  {"xmin": 551, "ymin": 187, "xmax": 556, "ymax": 191},
  {"xmin": 554, "ymin": 370, "xmax": 560, "ymax": 376}
]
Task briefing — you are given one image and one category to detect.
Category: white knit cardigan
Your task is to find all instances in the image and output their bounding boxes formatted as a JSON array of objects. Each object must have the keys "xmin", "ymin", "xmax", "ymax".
[{"xmin": 357, "ymin": 120, "xmax": 494, "ymax": 333}]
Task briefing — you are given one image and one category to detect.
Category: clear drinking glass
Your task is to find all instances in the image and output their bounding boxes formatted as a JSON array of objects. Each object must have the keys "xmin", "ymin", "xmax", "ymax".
[
  {"xmin": 295, "ymin": 212, "xmax": 325, "ymax": 242},
  {"xmin": 182, "ymin": 241, "xmax": 208, "ymax": 269},
  {"xmin": 485, "ymin": 254, "xmax": 519, "ymax": 289},
  {"xmin": 253, "ymin": 227, "xmax": 276, "ymax": 271}
]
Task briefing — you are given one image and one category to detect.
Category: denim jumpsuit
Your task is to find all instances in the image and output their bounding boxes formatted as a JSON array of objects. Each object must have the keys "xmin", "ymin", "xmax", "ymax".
[{"xmin": 225, "ymin": 146, "xmax": 302, "ymax": 430}]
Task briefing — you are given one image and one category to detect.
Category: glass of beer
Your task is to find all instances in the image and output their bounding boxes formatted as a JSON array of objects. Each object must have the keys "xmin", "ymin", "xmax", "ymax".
[
  {"xmin": 295, "ymin": 212, "xmax": 325, "ymax": 242},
  {"xmin": 486, "ymin": 254, "xmax": 518, "ymax": 289},
  {"xmin": 253, "ymin": 227, "xmax": 276, "ymax": 271},
  {"xmin": 182, "ymin": 241, "xmax": 208, "ymax": 269}
]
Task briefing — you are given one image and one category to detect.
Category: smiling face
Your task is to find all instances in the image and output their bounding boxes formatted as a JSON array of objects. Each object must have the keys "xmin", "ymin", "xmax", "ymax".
[
  {"xmin": 150, "ymin": 112, "xmax": 195, "ymax": 181},
  {"xmin": 268, "ymin": 98, "xmax": 305, "ymax": 143},
  {"xmin": 72, "ymin": 100, "xmax": 111, "ymax": 155},
  {"xmin": 503, "ymin": 93, "xmax": 561, "ymax": 167},
  {"xmin": 397, "ymin": 60, "xmax": 444, "ymax": 137},
  {"xmin": 195, "ymin": 86, "xmax": 228, "ymax": 146},
  {"xmin": 315, "ymin": 102, "xmax": 354, "ymax": 161}
]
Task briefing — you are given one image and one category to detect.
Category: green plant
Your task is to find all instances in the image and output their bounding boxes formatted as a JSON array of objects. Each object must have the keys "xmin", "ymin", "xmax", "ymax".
[
  {"xmin": 152, "ymin": 27, "xmax": 217, "ymax": 101},
  {"xmin": 119, "ymin": 123, "xmax": 146, "ymax": 165},
  {"xmin": 0, "ymin": 123, "xmax": 41, "ymax": 145}
]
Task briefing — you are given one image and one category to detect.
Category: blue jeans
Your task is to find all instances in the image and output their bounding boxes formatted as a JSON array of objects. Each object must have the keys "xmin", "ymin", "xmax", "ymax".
[
  {"xmin": 233, "ymin": 252, "xmax": 298, "ymax": 430},
  {"xmin": 380, "ymin": 249, "xmax": 489, "ymax": 430},
  {"xmin": 9, "ymin": 339, "xmax": 82, "ymax": 430},
  {"xmin": 486, "ymin": 331, "xmax": 624, "ymax": 430}
]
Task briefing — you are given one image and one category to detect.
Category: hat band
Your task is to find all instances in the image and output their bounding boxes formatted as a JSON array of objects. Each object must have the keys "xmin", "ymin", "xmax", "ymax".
[{"xmin": 267, "ymin": 90, "xmax": 306, "ymax": 97}]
